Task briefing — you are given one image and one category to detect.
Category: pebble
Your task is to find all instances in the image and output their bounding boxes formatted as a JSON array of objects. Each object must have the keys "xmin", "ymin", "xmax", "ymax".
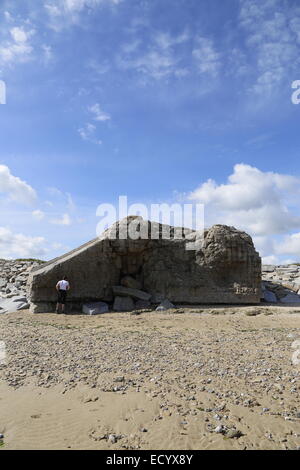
[
  {"xmin": 215, "ymin": 425, "xmax": 225, "ymax": 434},
  {"xmin": 226, "ymin": 430, "xmax": 242, "ymax": 439},
  {"xmin": 108, "ymin": 434, "xmax": 117, "ymax": 444}
]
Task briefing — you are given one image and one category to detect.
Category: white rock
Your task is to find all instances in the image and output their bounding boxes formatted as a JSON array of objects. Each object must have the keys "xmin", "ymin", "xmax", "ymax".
[
  {"xmin": 82, "ymin": 302, "xmax": 109, "ymax": 315},
  {"xmin": 262, "ymin": 265, "xmax": 275, "ymax": 272},
  {"xmin": 156, "ymin": 299, "xmax": 175, "ymax": 311}
]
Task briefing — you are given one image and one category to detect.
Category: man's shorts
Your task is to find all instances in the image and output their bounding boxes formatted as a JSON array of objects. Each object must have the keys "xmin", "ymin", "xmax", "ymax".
[{"xmin": 57, "ymin": 289, "xmax": 67, "ymax": 304}]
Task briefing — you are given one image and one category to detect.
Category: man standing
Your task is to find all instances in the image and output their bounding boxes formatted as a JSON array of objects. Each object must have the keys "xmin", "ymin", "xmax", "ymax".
[{"xmin": 55, "ymin": 276, "xmax": 70, "ymax": 314}]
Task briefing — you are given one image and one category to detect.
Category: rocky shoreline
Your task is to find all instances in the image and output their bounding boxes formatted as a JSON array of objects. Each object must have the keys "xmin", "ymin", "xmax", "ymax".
[
  {"xmin": 262, "ymin": 265, "xmax": 300, "ymax": 304},
  {"xmin": 0, "ymin": 259, "xmax": 43, "ymax": 314}
]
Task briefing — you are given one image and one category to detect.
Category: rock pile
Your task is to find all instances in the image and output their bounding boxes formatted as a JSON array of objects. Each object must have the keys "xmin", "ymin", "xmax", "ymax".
[
  {"xmin": 82, "ymin": 284, "xmax": 175, "ymax": 315},
  {"xmin": 0, "ymin": 259, "xmax": 43, "ymax": 314},
  {"xmin": 262, "ymin": 265, "xmax": 300, "ymax": 303}
]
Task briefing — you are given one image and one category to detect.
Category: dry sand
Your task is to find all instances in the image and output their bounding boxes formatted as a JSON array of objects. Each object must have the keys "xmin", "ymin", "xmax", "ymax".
[{"xmin": 0, "ymin": 305, "xmax": 300, "ymax": 450}]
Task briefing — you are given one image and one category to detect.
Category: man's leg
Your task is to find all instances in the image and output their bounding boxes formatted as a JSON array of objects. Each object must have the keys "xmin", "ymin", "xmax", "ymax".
[
  {"xmin": 61, "ymin": 303, "xmax": 65, "ymax": 314},
  {"xmin": 56, "ymin": 303, "xmax": 61, "ymax": 313}
]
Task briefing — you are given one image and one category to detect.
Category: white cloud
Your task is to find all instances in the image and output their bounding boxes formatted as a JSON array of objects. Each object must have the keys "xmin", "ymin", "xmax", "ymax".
[
  {"xmin": 154, "ymin": 31, "xmax": 189, "ymax": 50},
  {"xmin": 0, "ymin": 227, "xmax": 47, "ymax": 259},
  {"xmin": 275, "ymin": 233, "xmax": 300, "ymax": 258},
  {"xmin": 42, "ymin": 44, "xmax": 53, "ymax": 63},
  {"xmin": 32, "ymin": 210, "xmax": 45, "ymax": 221},
  {"xmin": 88, "ymin": 103, "xmax": 111, "ymax": 122},
  {"xmin": 10, "ymin": 27, "xmax": 30, "ymax": 44},
  {"xmin": 66, "ymin": 193, "xmax": 76, "ymax": 212},
  {"xmin": 192, "ymin": 37, "xmax": 221, "ymax": 77},
  {"xmin": 78, "ymin": 122, "xmax": 102, "ymax": 145},
  {"xmin": 188, "ymin": 163, "xmax": 300, "ymax": 236},
  {"xmin": 50, "ymin": 213, "xmax": 72, "ymax": 225},
  {"xmin": 239, "ymin": 0, "xmax": 300, "ymax": 97},
  {"xmin": 45, "ymin": 0, "xmax": 122, "ymax": 28},
  {"xmin": 0, "ymin": 165, "xmax": 37, "ymax": 205},
  {"xmin": 117, "ymin": 30, "xmax": 190, "ymax": 81},
  {"xmin": 0, "ymin": 26, "xmax": 35, "ymax": 65}
]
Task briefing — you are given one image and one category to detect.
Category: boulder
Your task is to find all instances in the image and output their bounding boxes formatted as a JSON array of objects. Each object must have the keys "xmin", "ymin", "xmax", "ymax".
[
  {"xmin": 112, "ymin": 286, "xmax": 151, "ymax": 301},
  {"xmin": 135, "ymin": 299, "xmax": 151, "ymax": 309},
  {"xmin": 0, "ymin": 295, "xmax": 29, "ymax": 314},
  {"xmin": 280, "ymin": 293, "xmax": 300, "ymax": 304},
  {"xmin": 263, "ymin": 290, "xmax": 277, "ymax": 303},
  {"xmin": 82, "ymin": 302, "xmax": 109, "ymax": 315},
  {"xmin": 262, "ymin": 265, "xmax": 275, "ymax": 272},
  {"xmin": 113, "ymin": 296, "xmax": 135, "ymax": 312}
]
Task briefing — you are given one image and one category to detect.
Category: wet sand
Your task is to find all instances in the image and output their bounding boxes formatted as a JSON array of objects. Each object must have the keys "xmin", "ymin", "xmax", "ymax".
[{"xmin": 0, "ymin": 305, "xmax": 300, "ymax": 450}]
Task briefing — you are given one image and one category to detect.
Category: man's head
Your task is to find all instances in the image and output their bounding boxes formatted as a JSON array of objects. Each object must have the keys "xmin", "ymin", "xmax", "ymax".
[{"xmin": 62, "ymin": 276, "xmax": 68, "ymax": 281}]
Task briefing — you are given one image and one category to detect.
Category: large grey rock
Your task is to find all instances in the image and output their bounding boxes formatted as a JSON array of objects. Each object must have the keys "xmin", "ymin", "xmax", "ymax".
[
  {"xmin": 113, "ymin": 296, "xmax": 135, "ymax": 312},
  {"xmin": 112, "ymin": 285, "xmax": 151, "ymax": 301},
  {"xmin": 28, "ymin": 217, "xmax": 261, "ymax": 313},
  {"xmin": 262, "ymin": 265, "xmax": 275, "ymax": 272},
  {"xmin": 280, "ymin": 293, "xmax": 300, "ymax": 303},
  {"xmin": 135, "ymin": 299, "xmax": 151, "ymax": 309},
  {"xmin": 263, "ymin": 290, "xmax": 277, "ymax": 303},
  {"xmin": 0, "ymin": 295, "xmax": 29, "ymax": 314},
  {"xmin": 82, "ymin": 302, "xmax": 109, "ymax": 315}
]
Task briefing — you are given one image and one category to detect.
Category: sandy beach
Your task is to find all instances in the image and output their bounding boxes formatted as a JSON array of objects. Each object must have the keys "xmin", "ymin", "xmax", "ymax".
[{"xmin": 0, "ymin": 306, "xmax": 300, "ymax": 450}]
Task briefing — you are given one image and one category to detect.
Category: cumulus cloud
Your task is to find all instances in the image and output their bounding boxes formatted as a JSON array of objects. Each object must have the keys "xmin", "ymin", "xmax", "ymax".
[
  {"xmin": 188, "ymin": 163, "xmax": 300, "ymax": 236},
  {"xmin": 275, "ymin": 233, "xmax": 300, "ymax": 258},
  {"xmin": 0, "ymin": 227, "xmax": 47, "ymax": 259},
  {"xmin": 0, "ymin": 165, "xmax": 37, "ymax": 205}
]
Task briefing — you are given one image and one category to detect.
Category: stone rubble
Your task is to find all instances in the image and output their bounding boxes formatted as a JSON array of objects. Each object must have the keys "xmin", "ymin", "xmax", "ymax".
[
  {"xmin": 262, "ymin": 265, "xmax": 300, "ymax": 304},
  {"xmin": 0, "ymin": 259, "xmax": 43, "ymax": 314}
]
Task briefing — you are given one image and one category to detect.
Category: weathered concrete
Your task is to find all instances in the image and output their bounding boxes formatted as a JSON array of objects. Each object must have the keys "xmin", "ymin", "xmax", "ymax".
[{"xmin": 28, "ymin": 216, "xmax": 261, "ymax": 312}]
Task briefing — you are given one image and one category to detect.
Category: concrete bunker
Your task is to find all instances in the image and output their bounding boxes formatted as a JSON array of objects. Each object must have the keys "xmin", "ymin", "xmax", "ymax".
[{"xmin": 28, "ymin": 217, "xmax": 261, "ymax": 312}]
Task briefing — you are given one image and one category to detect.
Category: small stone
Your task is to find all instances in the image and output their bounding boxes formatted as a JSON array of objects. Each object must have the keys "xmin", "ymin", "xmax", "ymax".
[
  {"xmin": 226, "ymin": 430, "xmax": 243, "ymax": 439},
  {"xmin": 140, "ymin": 427, "xmax": 148, "ymax": 432},
  {"xmin": 114, "ymin": 376, "xmax": 125, "ymax": 383},
  {"xmin": 108, "ymin": 434, "xmax": 117, "ymax": 444},
  {"xmin": 215, "ymin": 425, "xmax": 225, "ymax": 434}
]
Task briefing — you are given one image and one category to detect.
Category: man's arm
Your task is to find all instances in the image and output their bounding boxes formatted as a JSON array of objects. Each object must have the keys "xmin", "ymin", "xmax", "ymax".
[{"xmin": 56, "ymin": 282, "xmax": 60, "ymax": 291}]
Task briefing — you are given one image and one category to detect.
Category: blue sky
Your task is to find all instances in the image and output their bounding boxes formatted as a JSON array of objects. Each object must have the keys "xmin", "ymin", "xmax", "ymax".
[{"xmin": 1, "ymin": 0, "xmax": 300, "ymax": 263}]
